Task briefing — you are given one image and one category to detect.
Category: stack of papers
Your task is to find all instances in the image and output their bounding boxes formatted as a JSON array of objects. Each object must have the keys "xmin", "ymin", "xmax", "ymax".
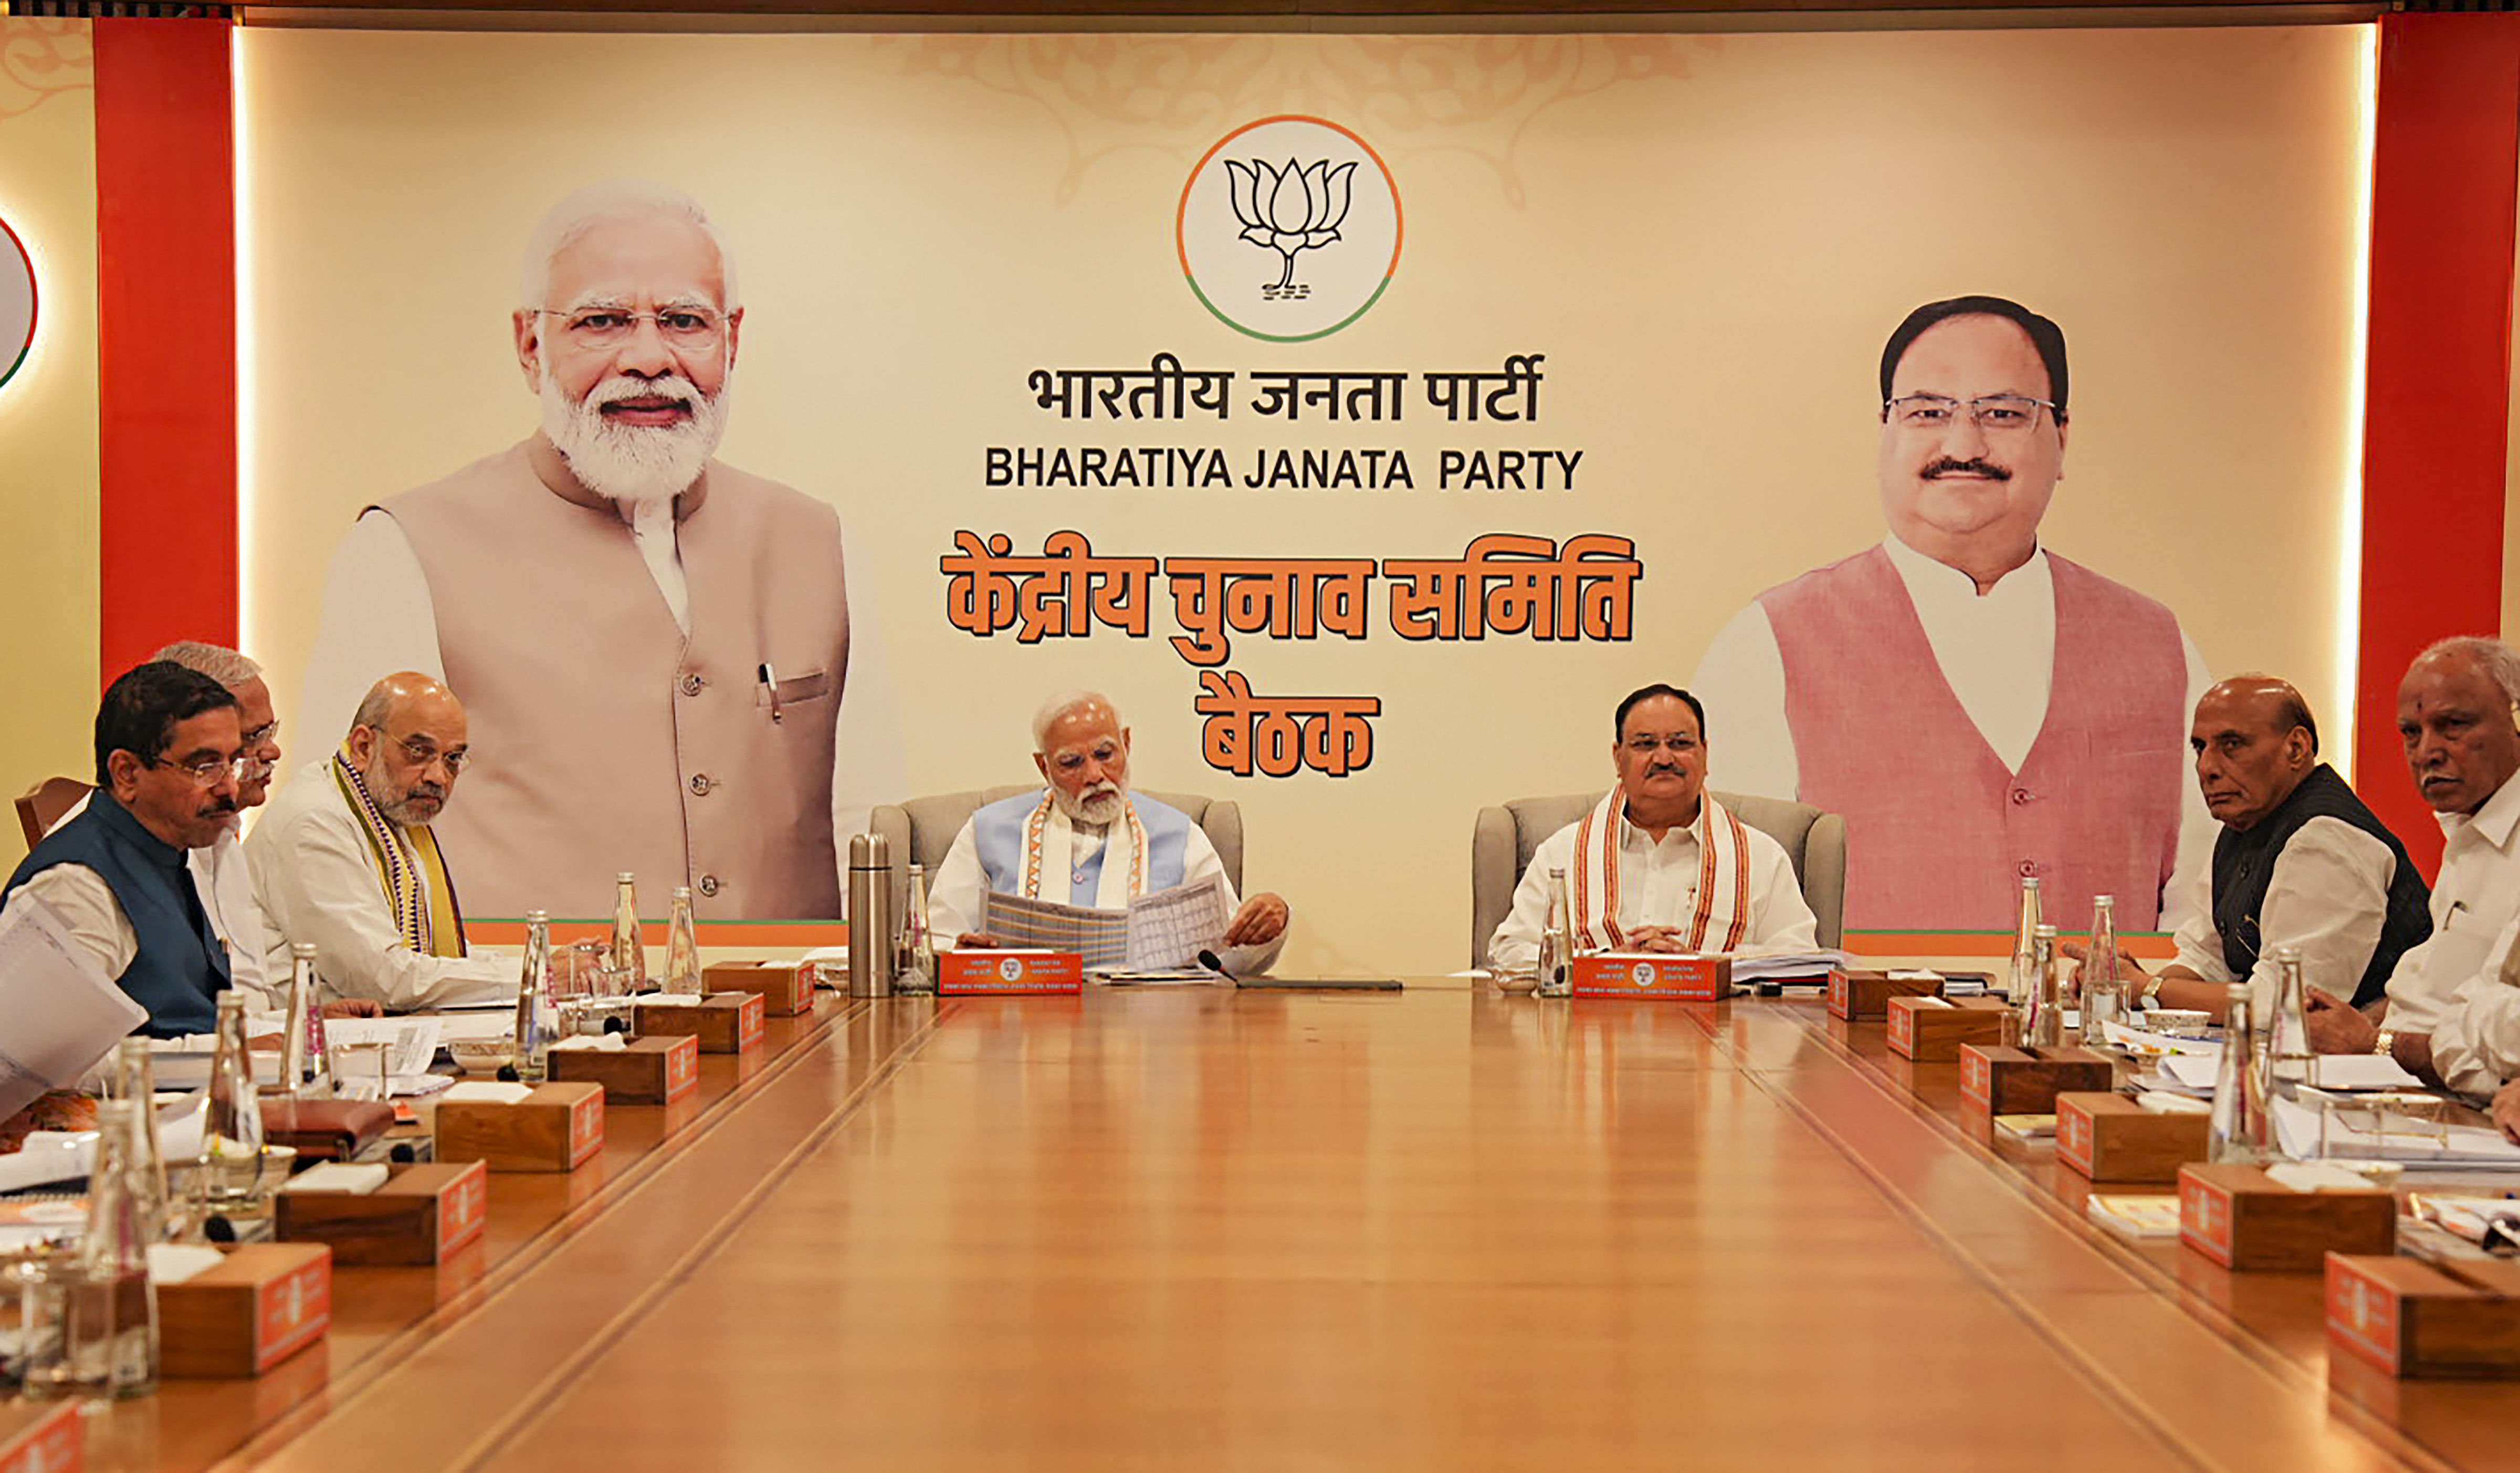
[
  {"xmin": 1729, "ymin": 951, "xmax": 1850, "ymax": 984},
  {"xmin": 982, "ymin": 875, "xmax": 1232, "ymax": 971},
  {"xmin": 2272, "ymin": 1095, "xmax": 2520, "ymax": 1169}
]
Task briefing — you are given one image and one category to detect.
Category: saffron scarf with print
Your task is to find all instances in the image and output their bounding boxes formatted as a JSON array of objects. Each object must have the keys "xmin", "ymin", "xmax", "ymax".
[
  {"xmin": 331, "ymin": 748, "xmax": 468, "ymax": 958},
  {"xmin": 1016, "ymin": 791, "xmax": 1150, "ymax": 907},
  {"xmin": 1568, "ymin": 787, "xmax": 1753, "ymax": 953}
]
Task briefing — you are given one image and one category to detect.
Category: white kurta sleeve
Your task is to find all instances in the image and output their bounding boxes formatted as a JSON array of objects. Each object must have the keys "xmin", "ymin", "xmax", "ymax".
[
  {"xmin": 1687, "ymin": 604, "xmax": 1801, "ymax": 804},
  {"xmin": 1746, "ymin": 835, "xmax": 1819, "ymax": 952},
  {"xmin": 2167, "ymin": 862, "xmax": 2235, "ymax": 983},
  {"xmin": 830, "ymin": 522, "xmax": 909, "ymax": 894},
  {"xmin": 299, "ymin": 512, "xmax": 447, "ymax": 751},
  {"xmin": 4, "ymin": 866, "xmax": 138, "ymax": 981},
  {"xmin": 247, "ymin": 796, "xmax": 514, "ymax": 1011},
  {"xmin": 2243, "ymin": 818, "xmax": 2398, "ymax": 1011},
  {"xmin": 927, "ymin": 819, "xmax": 988, "ymax": 947},
  {"xmin": 2431, "ymin": 913, "xmax": 2520, "ymax": 1097},
  {"xmin": 1180, "ymin": 824, "xmax": 1285, "ymax": 974}
]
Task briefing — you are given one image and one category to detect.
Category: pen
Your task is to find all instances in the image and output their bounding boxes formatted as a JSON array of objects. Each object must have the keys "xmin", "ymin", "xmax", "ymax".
[{"xmin": 759, "ymin": 662, "xmax": 782, "ymax": 724}]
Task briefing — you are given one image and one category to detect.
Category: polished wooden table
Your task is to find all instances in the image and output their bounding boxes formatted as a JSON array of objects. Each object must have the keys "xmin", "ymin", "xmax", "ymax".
[{"xmin": 36, "ymin": 986, "xmax": 2520, "ymax": 1470}]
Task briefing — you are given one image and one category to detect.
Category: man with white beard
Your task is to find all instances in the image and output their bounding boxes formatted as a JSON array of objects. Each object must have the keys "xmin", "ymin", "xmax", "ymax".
[
  {"xmin": 927, "ymin": 691, "xmax": 1292, "ymax": 973},
  {"xmin": 300, "ymin": 181, "xmax": 902, "ymax": 921}
]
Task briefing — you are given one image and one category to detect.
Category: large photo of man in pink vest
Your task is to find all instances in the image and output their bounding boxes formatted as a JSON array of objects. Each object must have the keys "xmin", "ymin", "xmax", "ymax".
[
  {"xmin": 299, "ymin": 180, "xmax": 906, "ymax": 922},
  {"xmin": 1691, "ymin": 295, "xmax": 2209, "ymax": 934}
]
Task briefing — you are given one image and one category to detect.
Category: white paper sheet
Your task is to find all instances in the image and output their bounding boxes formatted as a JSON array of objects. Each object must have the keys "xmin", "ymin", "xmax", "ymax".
[{"xmin": 0, "ymin": 895, "xmax": 148, "ymax": 1118}]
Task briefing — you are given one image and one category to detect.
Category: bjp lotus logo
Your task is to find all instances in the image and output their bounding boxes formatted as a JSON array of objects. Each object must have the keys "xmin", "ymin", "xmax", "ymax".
[
  {"xmin": 1224, "ymin": 158, "xmax": 1358, "ymax": 300},
  {"xmin": 1180, "ymin": 117, "xmax": 1402, "ymax": 343}
]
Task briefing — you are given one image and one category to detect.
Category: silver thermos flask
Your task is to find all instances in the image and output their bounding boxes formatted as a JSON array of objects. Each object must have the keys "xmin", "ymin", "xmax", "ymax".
[{"xmin": 847, "ymin": 833, "xmax": 896, "ymax": 998}]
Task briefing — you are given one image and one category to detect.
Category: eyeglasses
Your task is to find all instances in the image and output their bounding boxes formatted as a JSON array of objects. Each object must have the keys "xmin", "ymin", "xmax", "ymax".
[
  {"xmin": 240, "ymin": 719, "xmax": 280, "ymax": 750},
  {"xmin": 143, "ymin": 753, "xmax": 247, "ymax": 788},
  {"xmin": 1623, "ymin": 735, "xmax": 1699, "ymax": 753},
  {"xmin": 393, "ymin": 735, "xmax": 470, "ymax": 777},
  {"xmin": 1883, "ymin": 393, "xmax": 2057, "ymax": 434},
  {"xmin": 538, "ymin": 304, "xmax": 726, "ymax": 351}
]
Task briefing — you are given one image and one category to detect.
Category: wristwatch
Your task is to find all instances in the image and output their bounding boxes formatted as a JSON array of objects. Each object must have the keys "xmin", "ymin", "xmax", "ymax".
[
  {"xmin": 2374, "ymin": 1028, "xmax": 2397, "ymax": 1059},
  {"xmin": 2139, "ymin": 973, "xmax": 2164, "ymax": 1006}
]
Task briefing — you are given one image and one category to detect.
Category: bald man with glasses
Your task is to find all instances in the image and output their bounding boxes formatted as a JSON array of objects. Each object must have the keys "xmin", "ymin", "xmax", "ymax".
[
  {"xmin": 249, "ymin": 672, "xmax": 516, "ymax": 1011},
  {"xmin": 2, "ymin": 662, "xmax": 250, "ymax": 1036}
]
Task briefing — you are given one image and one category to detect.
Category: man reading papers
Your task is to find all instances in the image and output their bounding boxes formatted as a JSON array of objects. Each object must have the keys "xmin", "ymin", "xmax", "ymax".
[
  {"xmin": 1489, "ymin": 685, "xmax": 1817, "ymax": 974},
  {"xmin": 249, "ymin": 673, "xmax": 514, "ymax": 1010},
  {"xmin": 929, "ymin": 690, "xmax": 1290, "ymax": 972}
]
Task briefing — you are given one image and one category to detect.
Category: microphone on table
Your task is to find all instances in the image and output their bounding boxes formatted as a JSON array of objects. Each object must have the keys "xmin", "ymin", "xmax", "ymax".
[{"xmin": 1196, "ymin": 949, "xmax": 1236, "ymax": 983}]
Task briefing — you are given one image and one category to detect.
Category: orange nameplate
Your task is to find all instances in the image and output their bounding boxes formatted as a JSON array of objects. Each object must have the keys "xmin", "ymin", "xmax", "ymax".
[
  {"xmin": 2327, "ymin": 1254, "xmax": 2520, "ymax": 1378},
  {"xmin": 2178, "ymin": 1163, "xmax": 2395, "ymax": 1271},
  {"xmin": 941, "ymin": 951, "xmax": 1084, "ymax": 995},
  {"xmin": 160, "ymin": 1242, "xmax": 332, "ymax": 1379},
  {"xmin": 1570, "ymin": 953, "xmax": 1730, "ymax": 1001},
  {"xmin": 0, "ymin": 1401, "xmax": 82, "ymax": 1473}
]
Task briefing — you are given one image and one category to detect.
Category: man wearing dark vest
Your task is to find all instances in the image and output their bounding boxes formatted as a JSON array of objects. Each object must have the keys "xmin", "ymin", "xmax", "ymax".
[
  {"xmin": 1, "ymin": 663, "xmax": 243, "ymax": 1036},
  {"xmin": 298, "ymin": 180, "xmax": 904, "ymax": 922},
  {"xmin": 2109, "ymin": 677, "xmax": 2429, "ymax": 1021},
  {"xmin": 1690, "ymin": 295, "xmax": 2207, "ymax": 934}
]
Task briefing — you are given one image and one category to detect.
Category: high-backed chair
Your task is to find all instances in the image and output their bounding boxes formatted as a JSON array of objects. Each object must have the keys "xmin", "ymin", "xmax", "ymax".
[
  {"xmin": 14, "ymin": 776, "xmax": 94, "ymax": 852},
  {"xmin": 1469, "ymin": 789, "xmax": 1846, "ymax": 965},
  {"xmin": 869, "ymin": 785, "xmax": 1244, "ymax": 914}
]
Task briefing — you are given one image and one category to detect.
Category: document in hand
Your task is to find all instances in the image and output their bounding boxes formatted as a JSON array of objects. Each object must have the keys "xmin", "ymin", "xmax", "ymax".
[
  {"xmin": 982, "ymin": 874, "xmax": 1235, "ymax": 971},
  {"xmin": 0, "ymin": 894, "xmax": 147, "ymax": 1119}
]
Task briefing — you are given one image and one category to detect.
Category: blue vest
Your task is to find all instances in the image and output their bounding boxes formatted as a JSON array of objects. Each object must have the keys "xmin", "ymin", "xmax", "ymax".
[
  {"xmin": 970, "ymin": 792, "xmax": 1194, "ymax": 906},
  {"xmin": 4, "ymin": 793, "xmax": 230, "ymax": 1037}
]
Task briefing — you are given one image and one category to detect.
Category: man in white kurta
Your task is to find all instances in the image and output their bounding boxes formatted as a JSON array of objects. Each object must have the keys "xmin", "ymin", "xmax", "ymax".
[
  {"xmin": 2304, "ymin": 640, "xmax": 2520, "ymax": 1082},
  {"xmin": 250, "ymin": 675, "xmax": 513, "ymax": 1011},
  {"xmin": 928, "ymin": 691, "xmax": 1290, "ymax": 974},
  {"xmin": 1490, "ymin": 685, "xmax": 1818, "ymax": 975}
]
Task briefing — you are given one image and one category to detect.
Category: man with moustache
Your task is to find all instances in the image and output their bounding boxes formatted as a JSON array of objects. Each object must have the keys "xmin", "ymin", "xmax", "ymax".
[
  {"xmin": 50, "ymin": 641, "xmax": 287, "ymax": 1008},
  {"xmin": 1, "ymin": 663, "xmax": 248, "ymax": 1035},
  {"xmin": 300, "ymin": 180, "xmax": 902, "ymax": 922},
  {"xmin": 1489, "ymin": 684, "xmax": 1817, "ymax": 975},
  {"xmin": 249, "ymin": 673, "xmax": 514, "ymax": 1010},
  {"xmin": 929, "ymin": 690, "xmax": 1292, "ymax": 973},
  {"xmin": 1691, "ymin": 295, "xmax": 2210, "ymax": 934},
  {"xmin": 2305, "ymin": 640, "xmax": 2520, "ymax": 1089},
  {"xmin": 2099, "ymin": 676, "xmax": 2429, "ymax": 1022}
]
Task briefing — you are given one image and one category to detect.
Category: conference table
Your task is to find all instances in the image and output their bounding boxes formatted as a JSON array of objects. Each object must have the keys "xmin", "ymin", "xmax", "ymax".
[{"xmin": 21, "ymin": 977, "xmax": 2520, "ymax": 1471}]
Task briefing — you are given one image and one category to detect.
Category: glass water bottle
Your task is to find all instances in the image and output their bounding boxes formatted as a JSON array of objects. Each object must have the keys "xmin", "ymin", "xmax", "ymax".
[
  {"xmin": 2079, "ymin": 894, "xmax": 2125, "ymax": 1045},
  {"xmin": 609, "ymin": 871, "xmax": 644, "ymax": 991},
  {"xmin": 897, "ymin": 864, "xmax": 937, "ymax": 995},
  {"xmin": 2269, "ymin": 945, "xmax": 2313, "ymax": 1088},
  {"xmin": 2023, "ymin": 923, "xmax": 2064, "ymax": 1048},
  {"xmin": 198, "ymin": 992, "xmax": 265, "ymax": 1209},
  {"xmin": 664, "ymin": 886, "xmax": 704, "ymax": 999},
  {"xmin": 2209, "ymin": 983, "xmax": 2273, "ymax": 1164},
  {"xmin": 281, "ymin": 941, "xmax": 332, "ymax": 1098},
  {"xmin": 513, "ymin": 910, "xmax": 559, "ymax": 1083},
  {"xmin": 78, "ymin": 1100, "xmax": 160, "ymax": 1398},
  {"xmin": 107, "ymin": 1039, "xmax": 170, "ymax": 1242},
  {"xmin": 1537, "ymin": 867, "xmax": 1575, "ymax": 998},
  {"xmin": 2006, "ymin": 876, "xmax": 2043, "ymax": 1004}
]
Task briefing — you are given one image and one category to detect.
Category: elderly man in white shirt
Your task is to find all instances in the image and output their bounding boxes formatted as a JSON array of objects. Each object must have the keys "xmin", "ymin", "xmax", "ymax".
[
  {"xmin": 249, "ymin": 673, "xmax": 514, "ymax": 1011},
  {"xmin": 1490, "ymin": 685, "xmax": 1816, "ymax": 975},
  {"xmin": 929, "ymin": 690, "xmax": 1290, "ymax": 974},
  {"xmin": 2305, "ymin": 638, "xmax": 2520, "ymax": 1081},
  {"xmin": 1690, "ymin": 294, "xmax": 2211, "ymax": 937}
]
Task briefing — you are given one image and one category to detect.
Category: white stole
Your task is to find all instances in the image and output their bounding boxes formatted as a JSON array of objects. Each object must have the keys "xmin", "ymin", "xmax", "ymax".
[
  {"xmin": 1569, "ymin": 788, "xmax": 1754, "ymax": 953},
  {"xmin": 1018, "ymin": 793, "xmax": 1150, "ymax": 908}
]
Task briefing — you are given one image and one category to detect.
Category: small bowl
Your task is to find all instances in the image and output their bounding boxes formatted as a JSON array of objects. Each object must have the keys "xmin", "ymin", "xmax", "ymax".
[
  {"xmin": 446, "ymin": 1039, "xmax": 517, "ymax": 1075},
  {"xmin": 2144, "ymin": 1008, "xmax": 2211, "ymax": 1035}
]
